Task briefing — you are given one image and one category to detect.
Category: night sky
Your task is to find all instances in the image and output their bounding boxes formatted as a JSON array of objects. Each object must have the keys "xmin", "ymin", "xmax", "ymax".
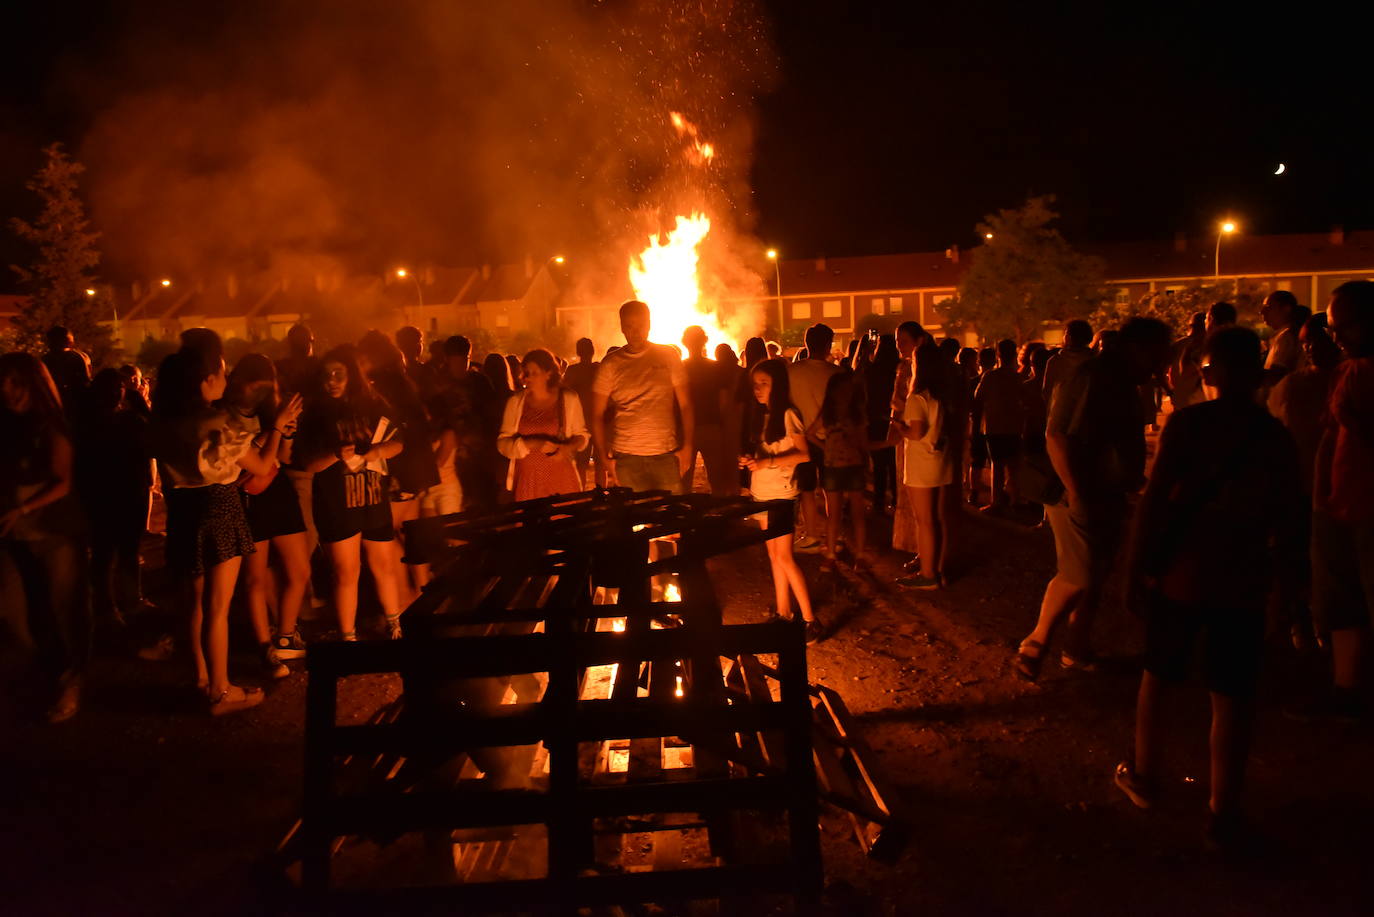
[{"xmin": 2, "ymin": 1, "xmax": 1370, "ymax": 287}]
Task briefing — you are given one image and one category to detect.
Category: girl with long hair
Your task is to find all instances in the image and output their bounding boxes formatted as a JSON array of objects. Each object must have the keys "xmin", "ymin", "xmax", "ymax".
[
  {"xmin": 297, "ymin": 346, "xmax": 405, "ymax": 641},
  {"xmin": 151, "ymin": 329, "xmax": 293, "ymax": 715},
  {"xmin": 809, "ymin": 370, "xmax": 869, "ymax": 565},
  {"xmin": 497, "ymin": 348, "xmax": 589, "ymax": 501},
  {"xmin": 0, "ymin": 353, "xmax": 89, "ymax": 722},
  {"xmin": 224, "ymin": 354, "xmax": 309, "ymax": 677},
  {"xmin": 741, "ymin": 358, "xmax": 821, "ymax": 643},
  {"xmin": 895, "ymin": 337, "xmax": 956, "ymax": 590}
]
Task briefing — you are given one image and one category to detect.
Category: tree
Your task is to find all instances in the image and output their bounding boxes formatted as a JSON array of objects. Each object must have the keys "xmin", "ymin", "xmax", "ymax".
[
  {"xmin": 946, "ymin": 196, "xmax": 1105, "ymax": 344},
  {"xmin": 1092, "ymin": 278, "xmax": 1269, "ymax": 339},
  {"xmin": 9, "ymin": 143, "xmax": 113, "ymax": 359}
]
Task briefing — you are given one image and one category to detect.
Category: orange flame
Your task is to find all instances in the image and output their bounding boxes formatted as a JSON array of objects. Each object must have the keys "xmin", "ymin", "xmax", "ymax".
[{"xmin": 629, "ymin": 213, "xmax": 728, "ymax": 355}]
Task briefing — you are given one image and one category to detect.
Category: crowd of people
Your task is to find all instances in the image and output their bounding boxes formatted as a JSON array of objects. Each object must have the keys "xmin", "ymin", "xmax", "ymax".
[{"xmin": 3, "ymin": 283, "xmax": 1372, "ymax": 846}]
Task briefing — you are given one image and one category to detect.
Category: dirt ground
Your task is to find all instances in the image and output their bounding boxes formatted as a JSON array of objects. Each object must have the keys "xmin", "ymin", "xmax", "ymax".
[{"xmin": 3, "ymin": 499, "xmax": 1373, "ymax": 917}]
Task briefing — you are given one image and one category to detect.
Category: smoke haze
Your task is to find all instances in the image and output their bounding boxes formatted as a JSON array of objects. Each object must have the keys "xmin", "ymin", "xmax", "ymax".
[{"xmin": 66, "ymin": 0, "xmax": 776, "ymax": 303}]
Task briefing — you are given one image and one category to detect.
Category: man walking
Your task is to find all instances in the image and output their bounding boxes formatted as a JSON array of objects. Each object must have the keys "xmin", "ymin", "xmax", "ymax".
[{"xmin": 1015, "ymin": 317, "xmax": 1173, "ymax": 678}]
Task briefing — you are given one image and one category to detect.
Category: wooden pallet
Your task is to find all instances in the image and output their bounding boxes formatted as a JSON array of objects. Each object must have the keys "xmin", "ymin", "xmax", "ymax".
[{"xmin": 288, "ymin": 494, "xmax": 822, "ymax": 915}]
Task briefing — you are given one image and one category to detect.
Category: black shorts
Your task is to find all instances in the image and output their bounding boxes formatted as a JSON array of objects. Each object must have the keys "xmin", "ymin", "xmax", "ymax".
[
  {"xmin": 985, "ymin": 433, "xmax": 1022, "ymax": 462},
  {"xmin": 313, "ymin": 465, "xmax": 396, "ymax": 545},
  {"xmin": 794, "ymin": 444, "xmax": 824, "ymax": 493},
  {"xmin": 969, "ymin": 432, "xmax": 988, "ymax": 468},
  {"xmin": 243, "ymin": 472, "xmax": 306, "ymax": 543},
  {"xmin": 1144, "ymin": 594, "xmax": 1264, "ymax": 698}
]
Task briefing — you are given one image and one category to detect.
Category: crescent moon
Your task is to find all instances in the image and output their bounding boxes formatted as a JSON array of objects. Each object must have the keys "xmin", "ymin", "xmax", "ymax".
[{"xmin": 1274, "ymin": 163, "xmax": 1286, "ymax": 175}]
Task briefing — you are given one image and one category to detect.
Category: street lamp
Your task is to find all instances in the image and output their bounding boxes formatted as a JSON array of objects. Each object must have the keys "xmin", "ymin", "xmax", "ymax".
[
  {"xmin": 766, "ymin": 249, "xmax": 782, "ymax": 333},
  {"xmin": 552, "ymin": 255, "xmax": 566, "ymax": 265},
  {"xmin": 984, "ymin": 232, "xmax": 994, "ymax": 240},
  {"xmin": 160, "ymin": 279, "xmax": 172, "ymax": 287},
  {"xmin": 1215, "ymin": 221, "xmax": 1237, "ymax": 278},
  {"xmin": 395, "ymin": 268, "xmax": 423, "ymax": 322}
]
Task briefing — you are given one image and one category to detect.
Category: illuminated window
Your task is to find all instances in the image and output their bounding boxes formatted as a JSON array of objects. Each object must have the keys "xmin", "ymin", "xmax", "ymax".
[
  {"xmin": 496, "ymin": 313, "xmax": 510, "ymax": 328},
  {"xmin": 871, "ymin": 297, "xmax": 885, "ymax": 314},
  {"xmin": 1116, "ymin": 287, "xmax": 1131, "ymax": 305},
  {"xmin": 792, "ymin": 301, "xmax": 812, "ymax": 319},
  {"xmin": 822, "ymin": 300, "xmax": 842, "ymax": 318},
  {"xmin": 889, "ymin": 296, "xmax": 903, "ymax": 313}
]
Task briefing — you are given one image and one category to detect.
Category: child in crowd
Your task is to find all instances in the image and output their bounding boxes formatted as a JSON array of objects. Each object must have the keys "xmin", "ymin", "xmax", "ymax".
[
  {"xmin": 741, "ymin": 358, "xmax": 822, "ymax": 643},
  {"xmin": 809, "ymin": 370, "xmax": 869, "ymax": 565}
]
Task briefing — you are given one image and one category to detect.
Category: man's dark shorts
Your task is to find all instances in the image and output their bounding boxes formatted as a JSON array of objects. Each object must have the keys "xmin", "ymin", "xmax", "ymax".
[
  {"xmin": 795, "ymin": 443, "xmax": 825, "ymax": 493},
  {"xmin": 985, "ymin": 433, "xmax": 1021, "ymax": 462},
  {"xmin": 1144, "ymin": 594, "xmax": 1264, "ymax": 698},
  {"xmin": 1311, "ymin": 510, "xmax": 1374, "ymax": 632}
]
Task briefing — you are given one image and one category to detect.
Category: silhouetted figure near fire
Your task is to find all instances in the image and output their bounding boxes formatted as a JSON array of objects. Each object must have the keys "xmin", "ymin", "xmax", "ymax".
[
  {"xmin": 590, "ymin": 300, "xmax": 693, "ymax": 494},
  {"xmin": 561, "ymin": 337, "xmax": 599, "ymax": 487},
  {"xmin": 1116, "ymin": 326, "xmax": 1302, "ymax": 851},
  {"xmin": 681, "ymin": 325, "xmax": 736, "ymax": 495}
]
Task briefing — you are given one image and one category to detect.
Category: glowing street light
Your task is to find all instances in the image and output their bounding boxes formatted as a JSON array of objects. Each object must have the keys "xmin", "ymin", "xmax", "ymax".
[
  {"xmin": 984, "ymin": 232, "xmax": 994, "ymax": 240},
  {"xmin": 85, "ymin": 288, "xmax": 96, "ymax": 297},
  {"xmin": 552, "ymin": 255, "xmax": 566, "ymax": 264},
  {"xmin": 766, "ymin": 249, "xmax": 782, "ymax": 332},
  {"xmin": 1215, "ymin": 220, "xmax": 1238, "ymax": 278},
  {"xmin": 395, "ymin": 267, "xmax": 423, "ymax": 321},
  {"xmin": 160, "ymin": 279, "xmax": 171, "ymax": 287}
]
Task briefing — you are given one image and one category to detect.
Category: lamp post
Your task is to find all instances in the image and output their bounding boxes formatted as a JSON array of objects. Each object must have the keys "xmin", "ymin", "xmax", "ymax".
[
  {"xmin": 766, "ymin": 249, "xmax": 781, "ymax": 335},
  {"xmin": 395, "ymin": 268, "xmax": 423, "ymax": 323},
  {"xmin": 1214, "ymin": 221, "xmax": 1237, "ymax": 278}
]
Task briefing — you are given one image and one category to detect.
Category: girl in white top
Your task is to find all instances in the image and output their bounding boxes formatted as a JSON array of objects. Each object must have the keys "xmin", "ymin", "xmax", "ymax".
[
  {"xmin": 895, "ymin": 338, "xmax": 955, "ymax": 589},
  {"xmin": 740, "ymin": 358, "xmax": 821, "ymax": 642}
]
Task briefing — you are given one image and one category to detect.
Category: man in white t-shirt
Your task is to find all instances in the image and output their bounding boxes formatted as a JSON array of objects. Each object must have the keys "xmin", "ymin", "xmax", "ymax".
[
  {"xmin": 590, "ymin": 300, "xmax": 694, "ymax": 494},
  {"xmin": 786, "ymin": 323, "xmax": 841, "ymax": 548}
]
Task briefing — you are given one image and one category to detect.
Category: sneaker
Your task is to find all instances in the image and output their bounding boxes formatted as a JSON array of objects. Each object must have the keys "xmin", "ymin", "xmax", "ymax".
[
  {"xmin": 385, "ymin": 615, "xmax": 403, "ymax": 640},
  {"xmin": 1113, "ymin": 761, "xmax": 1156, "ymax": 809},
  {"xmin": 263, "ymin": 647, "xmax": 290, "ymax": 680},
  {"xmin": 793, "ymin": 536, "xmax": 824, "ymax": 554},
  {"xmin": 272, "ymin": 631, "xmax": 307, "ymax": 660},
  {"xmin": 341, "ymin": 631, "xmax": 359, "ymax": 643},
  {"xmin": 803, "ymin": 619, "xmax": 826, "ymax": 645},
  {"xmin": 901, "ymin": 556, "xmax": 922, "ymax": 573},
  {"xmin": 895, "ymin": 574, "xmax": 941, "ymax": 591}
]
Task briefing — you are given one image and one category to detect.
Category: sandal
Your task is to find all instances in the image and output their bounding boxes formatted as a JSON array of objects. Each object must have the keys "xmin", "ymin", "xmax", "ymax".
[
  {"xmin": 207, "ymin": 684, "xmax": 264, "ymax": 717},
  {"xmin": 1014, "ymin": 639, "xmax": 1045, "ymax": 682},
  {"xmin": 385, "ymin": 614, "xmax": 403, "ymax": 640},
  {"xmin": 1113, "ymin": 761, "xmax": 1156, "ymax": 809},
  {"xmin": 1060, "ymin": 650, "xmax": 1099, "ymax": 673}
]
